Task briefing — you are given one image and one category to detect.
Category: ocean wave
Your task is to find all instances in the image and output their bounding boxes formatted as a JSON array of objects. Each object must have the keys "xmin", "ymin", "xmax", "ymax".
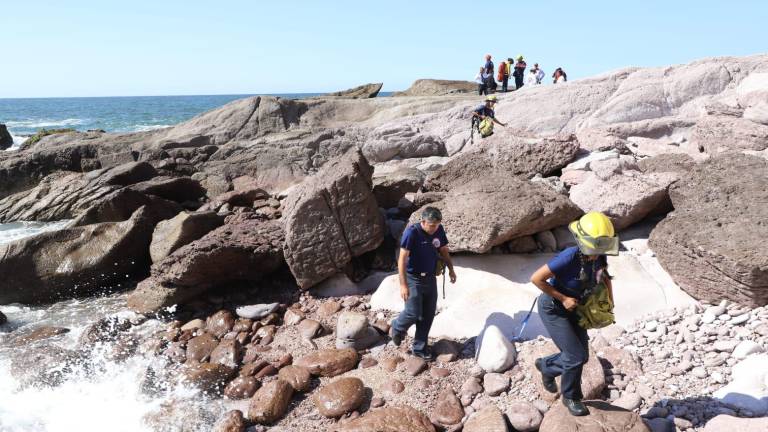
[
  {"xmin": 126, "ymin": 124, "xmax": 172, "ymax": 132},
  {"xmin": 5, "ymin": 118, "xmax": 86, "ymax": 128},
  {"xmin": 4, "ymin": 134, "xmax": 27, "ymax": 151}
]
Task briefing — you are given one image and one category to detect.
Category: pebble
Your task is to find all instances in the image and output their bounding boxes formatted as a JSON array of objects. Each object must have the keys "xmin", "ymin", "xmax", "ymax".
[{"xmin": 730, "ymin": 313, "xmax": 750, "ymax": 325}]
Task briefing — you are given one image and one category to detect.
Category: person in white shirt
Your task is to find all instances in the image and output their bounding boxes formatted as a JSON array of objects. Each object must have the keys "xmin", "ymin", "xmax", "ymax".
[
  {"xmin": 475, "ymin": 67, "xmax": 488, "ymax": 95},
  {"xmin": 534, "ymin": 63, "xmax": 546, "ymax": 84},
  {"xmin": 526, "ymin": 69, "xmax": 538, "ymax": 86}
]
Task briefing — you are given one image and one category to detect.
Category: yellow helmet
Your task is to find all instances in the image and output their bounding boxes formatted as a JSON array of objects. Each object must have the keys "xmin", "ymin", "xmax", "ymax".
[
  {"xmin": 568, "ymin": 212, "xmax": 619, "ymax": 256},
  {"xmin": 485, "ymin": 95, "xmax": 498, "ymax": 102}
]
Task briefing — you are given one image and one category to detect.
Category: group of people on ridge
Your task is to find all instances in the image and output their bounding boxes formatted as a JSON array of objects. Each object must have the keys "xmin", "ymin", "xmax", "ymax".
[
  {"xmin": 390, "ymin": 208, "xmax": 619, "ymax": 417},
  {"xmin": 476, "ymin": 54, "xmax": 568, "ymax": 95}
]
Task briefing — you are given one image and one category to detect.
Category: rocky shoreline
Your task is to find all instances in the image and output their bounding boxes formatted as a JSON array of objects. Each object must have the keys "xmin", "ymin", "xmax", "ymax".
[{"xmin": 1, "ymin": 54, "xmax": 767, "ymax": 431}]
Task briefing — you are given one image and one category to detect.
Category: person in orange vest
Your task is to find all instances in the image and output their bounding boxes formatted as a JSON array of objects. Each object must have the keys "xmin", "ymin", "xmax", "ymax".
[{"xmin": 498, "ymin": 58, "xmax": 511, "ymax": 92}]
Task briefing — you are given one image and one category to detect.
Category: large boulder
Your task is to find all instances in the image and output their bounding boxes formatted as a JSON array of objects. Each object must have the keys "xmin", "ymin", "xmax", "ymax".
[
  {"xmin": 702, "ymin": 415, "xmax": 768, "ymax": 432},
  {"xmin": 337, "ymin": 405, "xmax": 436, "ymax": 432},
  {"xmin": 569, "ymin": 170, "xmax": 678, "ymax": 230},
  {"xmin": 393, "ymin": 79, "xmax": 477, "ymax": 96},
  {"xmin": 372, "ymin": 167, "xmax": 426, "ymax": 208},
  {"xmin": 539, "ymin": 401, "xmax": 650, "ymax": 432},
  {"xmin": 425, "ymin": 134, "xmax": 580, "ymax": 191},
  {"xmin": 0, "ymin": 161, "xmax": 159, "ymax": 223},
  {"xmin": 411, "ymin": 177, "xmax": 582, "ymax": 253},
  {"xmin": 649, "ymin": 154, "xmax": 768, "ymax": 307},
  {"xmin": 713, "ymin": 354, "xmax": 768, "ymax": 416},
  {"xmin": 127, "ymin": 217, "xmax": 284, "ymax": 313},
  {"xmin": 128, "ymin": 176, "xmax": 207, "ymax": 203},
  {"xmin": 0, "ymin": 206, "xmax": 163, "ymax": 304},
  {"xmin": 323, "ymin": 83, "xmax": 383, "ymax": 99},
  {"xmin": 0, "ymin": 124, "xmax": 13, "ymax": 150},
  {"xmin": 282, "ymin": 149, "xmax": 385, "ymax": 289},
  {"xmin": 149, "ymin": 211, "xmax": 224, "ymax": 262},
  {"xmin": 463, "ymin": 405, "xmax": 508, "ymax": 432}
]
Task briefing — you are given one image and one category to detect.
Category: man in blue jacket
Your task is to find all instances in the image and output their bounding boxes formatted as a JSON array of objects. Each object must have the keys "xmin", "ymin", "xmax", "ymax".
[{"xmin": 390, "ymin": 207, "xmax": 457, "ymax": 360}]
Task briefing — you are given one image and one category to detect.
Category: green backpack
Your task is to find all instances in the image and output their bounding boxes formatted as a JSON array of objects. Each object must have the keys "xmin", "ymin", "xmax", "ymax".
[
  {"xmin": 575, "ymin": 281, "xmax": 615, "ymax": 329},
  {"xmin": 478, "ymin": 118, "xmax": 494, "ymax": 137}
]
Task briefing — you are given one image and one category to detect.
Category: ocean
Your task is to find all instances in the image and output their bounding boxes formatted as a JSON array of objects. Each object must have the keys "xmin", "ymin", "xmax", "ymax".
[{"xmin": 0, "ymin": 93, "xmax": 391, "ymax": 149}]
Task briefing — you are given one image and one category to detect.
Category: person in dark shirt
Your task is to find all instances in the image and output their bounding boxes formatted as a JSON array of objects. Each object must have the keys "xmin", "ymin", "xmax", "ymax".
[
  {"xmin": 513, "ymin": 55, "xmax": 527, "ymax": 89},
  {"xmin": 529, "ymin": 212, "xmax": 618, "ymax": 416},
  {"xmin": 390, "ymin": 207, "xmax": 457, "ymax": 360},
  {"xmin": 471, "ymin": 95, "xmax": 507, "ymax": 134},
  {"xmin": 483, "ymin": 54, "xmax": 497, "ymax": 93}
]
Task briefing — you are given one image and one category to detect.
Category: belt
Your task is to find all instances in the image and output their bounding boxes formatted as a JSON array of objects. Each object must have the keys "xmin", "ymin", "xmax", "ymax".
[{"xmin": 408, "ymin": 272, "xmax": 433, "ymax": 277}]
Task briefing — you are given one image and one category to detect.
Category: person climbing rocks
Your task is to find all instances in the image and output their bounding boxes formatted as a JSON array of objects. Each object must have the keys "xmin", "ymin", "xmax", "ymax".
[
  {"xmin": 553, "ymin": 67, "xmax": 568, "ymax": 84},
  {"xmin": 475, "ymin": 67, "xmax": 488, "ymax": 95},
  {"xmin": 529, "ymin": 211, "xmax": 619, "ymax": 417},
  {"xmin": 390, "ymin": 207, "xmax": 457, "ymax": 361},
  {"xmin": 498, "ymin": 58, "xmax": 512, "ymax": 92},
  {"xmin": 471, "ymin": 95, "xmax": 507, "ymax": 138},
  {"xmin": 483, "ymin": 54, "xmax": 497, "ymax": 93},
  {"xmin": 513, "ymin": 55, "xmax": 527, "ymax": 89},
  {"xmin": 533, "ymin": 63, "xmax": 546, "ymax": 84}
]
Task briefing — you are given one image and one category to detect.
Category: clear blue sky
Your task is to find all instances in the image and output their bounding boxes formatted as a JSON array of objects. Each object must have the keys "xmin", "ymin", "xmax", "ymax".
[{"xmin": 1, "ymin": 0, "xmax": 766, "ymax": 98}]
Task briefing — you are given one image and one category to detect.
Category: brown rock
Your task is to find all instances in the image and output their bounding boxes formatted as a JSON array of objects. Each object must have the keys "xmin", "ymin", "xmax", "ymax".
[
  {"xmin": 223, "ymin": 376, "xmax": 260, "ymax": 399},
  {"xmin": 209, "ymin": 339, "xmax": 241, "ymax": 368},
  {"xmin": 211, "ymin": 410, "xmax": 246, "ymax": 432},
  {"xmin": 149, "ymin": 211, "xmax": 223, "ymax": 263},
  {"xmin": 381, "ymin": 379, "xmax": 405, "ymax": 397},
  {"xmin": 323, "ymin": 83, "xmax": 383, "ymax": 99},
  {"xmin": 9, "ymin": 326, "xmax": 70, "ymax": 346},
  {"xmin": 180, "ymin": 362, "xmax": 236, "ymax": 394},
  {"xmin": 282, "ymin": 149, "xmax": 385, "ymax": 289},
  {"xmin": 598, "ymin": 346, "xmax": 643, "ymax": 379},
  {"xmin": 370, "ymin": 397, "xmax": 385, "ymax": 408},
  {"xmin": 539, "ymin": 400, "xmax": 649, "ymax": 432},
  {"xmin": 425, "ymin": 134, "xmax": 580, "ymax": 191},
  {"xmin": 506, "ymin": 401, "xmax": 543, "ymax": 432},
  {"xmin": 127, "ymin": 218, "xmax": 285, "ymax": 313},
  {"xmin": 410, "ymin": 177, "xmax": 582, "ymax": 253},
  {"xmin": 232, "ymin": 318, "xmax": 253, "ymax": 333},
  {"xmin": 403, "ymin": 356, "xmax": 427, "ymax": 376},
  {"xmin": 206, "ymin": 310, "xmax": 236, "ymax": 338},
  {"xmin": 283, "ymin": 307, "xmax": 305, "ymax": 325},
  {"xmin": 294, "ymin": 348, "xmax": 359, "ymax": 377},
  {"xmin": 186, "ymin": 332, "xmax": 218, "ymax": 362},
  {"xmin": 519, "ymin": 341, "xmax": 605, "ymax": 402},
  {"xmin": 314, "ymin": 377, "xmax": 366, "ymax": 418},
  {"xmin": 254, "ymin": 364, "xmax": 278, "ymax": 379},
  {"xmin": 649, "ymin": 154, "xmax": 768, "ymax": 307},
  {"xmin": 317, "ymin": 300, "xmax": 341, "ymax": 318},
  {"xmin": 433, "ymin": 339, "xmax": 461, "ymax": 363},
  {"xmin": 463, "ymin": 404, "xmax": 508, "ymax": 432},
  {"xmin": 379, "ymin": 356, "xmax": 403, "ymax": 372},
  {"xmin": 430, "ymin": 367, "xmax": 451, "ymax": 378},
  {"xmin": 298, "ymin": 319, "xmax": 323, "ymax": 339},
  {"xmin": 431, "ymin": 387, "xmax": 464, "ymax": 426},
  {"xmin": 336, "ymin": 405, "xmax": 436, "ymax": 432},
  {"xmin": 359, "ymin": 357, "xmax": 378, "ymax": 368},
  {"xmin": 240, "ymin": 360, "xmax": 269, "ymax": 377},
  {"xmin": 246, "ymin": 379, "xmax": 294, "ymax": 424},
  {"xmin": 277, "ymin": 365, "xmax": 312, "ymax": 392}
]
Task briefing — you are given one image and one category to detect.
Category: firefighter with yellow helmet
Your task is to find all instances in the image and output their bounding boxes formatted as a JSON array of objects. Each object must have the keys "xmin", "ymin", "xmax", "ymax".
[{"xmin": 530, "ymin": 211, "xmax": 619, "ymax": 416}]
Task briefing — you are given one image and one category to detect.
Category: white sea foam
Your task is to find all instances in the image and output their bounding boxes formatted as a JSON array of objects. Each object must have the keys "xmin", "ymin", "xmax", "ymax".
[
  {"xmin": 127, "ymin": 124, "xmax": 172, "ymax": 132},
  {"xmin": 5, "ymin": 134, "xmax": 28, "ymax": 151},
  {"xmin": 0, "ymin": 220, "xmax": 73, "ymax": 246},
  {"xmin": 5, "ymin": 119, "xmax": 86, "ymax": 129},
  {"xmin": 0, "ymin": 299, "xmax": 226, "ymax": 432}
]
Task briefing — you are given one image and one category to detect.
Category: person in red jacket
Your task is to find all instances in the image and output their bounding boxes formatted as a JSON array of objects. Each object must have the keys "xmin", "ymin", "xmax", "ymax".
[{"xmin": 498, "ymin": 58, "xmax": 512, "ymax": 92}]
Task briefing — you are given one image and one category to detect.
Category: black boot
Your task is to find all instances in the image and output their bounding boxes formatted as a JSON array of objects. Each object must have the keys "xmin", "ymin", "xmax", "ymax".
[
  {"xmin": 389, "ymin": 326, "xmax": 403, "ymax": 347},
  {"xmin": 562, "ymin": 398, "xmax": 589, "ymax": 416},
  {"xmin": 534, "ymin": 358, "xmax": 558, "ymax": 393}
]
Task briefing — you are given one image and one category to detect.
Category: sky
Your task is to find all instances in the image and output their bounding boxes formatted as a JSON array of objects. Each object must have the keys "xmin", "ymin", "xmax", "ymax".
[{"xmin": 1, "ymin": 0, "xmax": 767, "ymax": 98}]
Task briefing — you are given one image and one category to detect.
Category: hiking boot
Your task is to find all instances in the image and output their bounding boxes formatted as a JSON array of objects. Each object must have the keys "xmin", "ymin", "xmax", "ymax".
[
  {"xmin": 411, "ymin": 349, "xmax": 435, "ymax": 362},
  {"xmin": 562, "ymin": 398, "xmax": 589, "ymax": 416},
  {"xmin": 535, "ymin": 358, "xmax": 558, "ymax": 393},
  {"xmin": 389, "ymin": 327, "xmax": 403, "ymax": 347}
]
